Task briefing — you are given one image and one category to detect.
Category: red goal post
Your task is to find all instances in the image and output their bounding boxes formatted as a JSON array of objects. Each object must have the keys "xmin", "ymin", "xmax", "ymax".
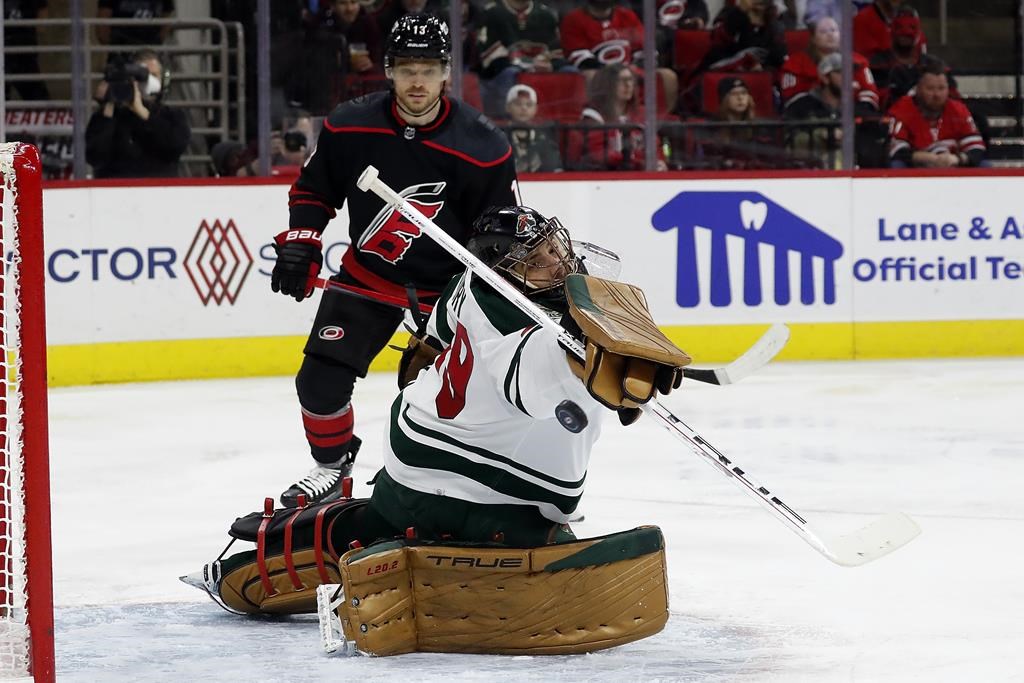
[{"xmin": 0, "ymin": 143, "xmax": 55, "ymax": 683}]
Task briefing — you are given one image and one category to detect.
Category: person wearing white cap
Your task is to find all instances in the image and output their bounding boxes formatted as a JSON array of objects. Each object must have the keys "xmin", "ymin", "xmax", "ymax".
[
  {"xmin": 506, "ymin": 84, "xmax": 539, "ymax": 125},
  {"xmin": 504, "ymin": 84, "xmax": 562, "ymax": 173}
]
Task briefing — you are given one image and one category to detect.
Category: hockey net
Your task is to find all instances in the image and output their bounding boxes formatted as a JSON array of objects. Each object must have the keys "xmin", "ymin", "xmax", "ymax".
[{"xmin": 0, "ymin": 143, "xmax": 54, "ymax": 683}]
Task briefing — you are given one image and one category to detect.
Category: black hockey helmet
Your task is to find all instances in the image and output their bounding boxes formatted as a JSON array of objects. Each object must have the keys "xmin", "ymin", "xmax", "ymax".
[
  {"xmin": 468, "ymin": 206, "xmax": 579, "ymax": 296},
  {"xmin": 384, "ymin": 14, "xmax": 452, "ymax": 70}
]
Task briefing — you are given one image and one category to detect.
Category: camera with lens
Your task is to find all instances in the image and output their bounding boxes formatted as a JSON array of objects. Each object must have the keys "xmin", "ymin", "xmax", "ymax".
[
  {"xmin": 103, "ymin": 61, "xmax": 151, "ymax": 105},
  {"xmin": 283, "ymin": 131, "xmax": 307, "ymax": 153}
]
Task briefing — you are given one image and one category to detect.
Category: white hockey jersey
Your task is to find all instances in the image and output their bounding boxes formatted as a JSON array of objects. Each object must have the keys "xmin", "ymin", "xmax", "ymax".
[{"xmin": 382, "ymin": 271, "xmax": 604, "ymax": 524}]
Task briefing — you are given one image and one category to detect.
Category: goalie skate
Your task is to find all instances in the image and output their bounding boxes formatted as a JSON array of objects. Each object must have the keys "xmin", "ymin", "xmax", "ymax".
[
  {"xmin": 179, "ymin": 560, "xmax": 222, "ymax": 594},
  {"xmin": 179, "ymin": 559, "xmax": 251, "ymax": 615}
]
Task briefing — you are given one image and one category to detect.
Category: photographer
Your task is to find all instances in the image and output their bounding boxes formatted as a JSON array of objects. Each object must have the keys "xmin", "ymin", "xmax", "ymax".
[{"xmin": 85, "ymin": 50, "xmax": 191, "ymax": 178}]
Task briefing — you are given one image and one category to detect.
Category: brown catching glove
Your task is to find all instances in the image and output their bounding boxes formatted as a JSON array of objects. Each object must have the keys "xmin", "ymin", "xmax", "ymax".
[
  {"xmin": 564, "ymin": 274, "xmax": 691, "ymax": 414},
  {"xmin": 397, "ymin": 333, "xmax": 443, "ymax": 390}
]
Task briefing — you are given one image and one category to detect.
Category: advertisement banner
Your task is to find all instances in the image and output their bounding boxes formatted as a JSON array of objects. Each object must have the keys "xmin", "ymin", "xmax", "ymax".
[{"xmin": 40, "ymin": 175, "xmax": 1024, "ymax": 384}]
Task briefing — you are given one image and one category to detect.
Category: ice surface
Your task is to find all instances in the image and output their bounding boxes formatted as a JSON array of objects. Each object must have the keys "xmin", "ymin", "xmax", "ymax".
[{"xmin": 48, "ymin": 359, "xmax": 1024, "ymax": 682}]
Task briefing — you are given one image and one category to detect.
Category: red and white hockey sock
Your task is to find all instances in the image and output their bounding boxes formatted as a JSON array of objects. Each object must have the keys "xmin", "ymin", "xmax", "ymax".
[{"xmin": 301, "ymin": 404, "xmax": 355, "ymax": 465}]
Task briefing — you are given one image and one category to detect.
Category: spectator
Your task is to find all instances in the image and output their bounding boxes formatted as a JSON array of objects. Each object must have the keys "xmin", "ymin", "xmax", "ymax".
[
  {"xmin": 853, "ymin": 0, "xmax": 926, "ymax": 63},
  {"xmin": 804, "ymin": 0, "xmax": 846, "ymax": 26},
  {"xmin": 211, "ymin": 141, "xmax": 257, "ymax": 177},
  {"xmin": 503, "ymin": 84, "xmax": 562, "ymax": 173},
  {"xmin": 211, "ymin": 111, "xmax": 313, "ymax": 178},
  {"xmin": 323, "ymin": 0, "xmax": 385, "ymax": 75},
  {"xmin": 652, "ymin": 0, "xmax": 709, "ymax": 30},
  {"xmin": 4, "ymin": 0, "xmax": 50, "ymax": 101},
  {"xmin": 781, "ymin": 16, "xmax": 879, "ymax": 110},
  {"xmin": 868, "ymin": 8, "xmax": 938, "ymax": 106},
  {"xmin": 783, "ymin": 52, "xmax": 843, "ymax": 167},
  {"xmin": 715, "ymin": 76, "xmax": 757, "ymax": 122},
  {"xmin": 692, "ymin": 76, "xmax": 784, "ymax": 169},
  {"xmin": 808, "ymin": 0, "xmax": 876, "ymax": 24},
  {"xmin": 85, "ymin": 50, "xmax": 191, "ymax": 178},
  {"xmin": 697, "ymin": 0, "xmax": 787, "ymax": 74},
  {"xmin": 567, "ymin": 63, "xmax": 667, "ymax": 171},
  {"xmin": 97, "ymin": 0, "xmax": 176, "ymax": 62},
  {"xmin": 888, "ymin": 59, "xmax": 986, "ymax": 168},
  {"xmin": 561, "ymin": 0, "xmax": 678, "ymax": 114},
  {"xmin": 476, "ymin": 0, "xmax": 572, "ymax": 118},
  {"xmin": 642, "ymin": 0, "xmax": 710, "ymax": 73},
  {"xmin": 561, "ymin": 1, "xmax": 643, "ymax": 70}
]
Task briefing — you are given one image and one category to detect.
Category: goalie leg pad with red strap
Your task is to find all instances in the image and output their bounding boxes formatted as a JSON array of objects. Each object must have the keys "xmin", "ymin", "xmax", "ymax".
[{"xmin": 202, "ymin": 497, "xmax": 384, "ymax": 614}]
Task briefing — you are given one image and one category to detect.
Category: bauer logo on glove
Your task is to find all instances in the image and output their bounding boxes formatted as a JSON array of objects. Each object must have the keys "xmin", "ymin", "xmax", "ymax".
[{"xmin": 271, "ymin": 228, "xmax": 324, "ymax": 301}]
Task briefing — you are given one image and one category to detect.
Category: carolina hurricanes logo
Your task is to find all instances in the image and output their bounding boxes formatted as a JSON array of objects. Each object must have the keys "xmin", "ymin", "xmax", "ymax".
[
  {"xmin": 319, "ymin": 325, "xmax": 345, "ymax": 341},
  {"xmin": 358, "ymin": 181, "xmax": 446, "ymax": 263},
  {"xmin": 594, "ymin": 38, "xmax": 631, "ymax": 64}
]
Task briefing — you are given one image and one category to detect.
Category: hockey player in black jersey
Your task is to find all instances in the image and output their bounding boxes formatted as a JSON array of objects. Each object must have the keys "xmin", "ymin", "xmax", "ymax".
[{"xmin": 270, "ymin": 13, "xmax": 518, "ymax": 507}]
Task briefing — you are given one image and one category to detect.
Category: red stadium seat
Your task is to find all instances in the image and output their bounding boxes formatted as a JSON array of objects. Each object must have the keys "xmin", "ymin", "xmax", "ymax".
[
  {"xmin": 516, "ymin": 72, "xmax": 587, "ymax": 122},
  {"xmin": 784, "ymin": 30, "xmax": 811, "ymax": 56},
  {"xmin": 460, "ymin": 72, "xmax": 483, "ymax": 111},
  {"xmin": 674, "ymin": 29, "xmax": 712, "ymax": 78},
  {"xmin": 637, "ymin": 76, "xmax": 673, "ymax": 120},
  {"xmin": 701, "ymin": 71, "xmax": 777, "ymax": 118}
]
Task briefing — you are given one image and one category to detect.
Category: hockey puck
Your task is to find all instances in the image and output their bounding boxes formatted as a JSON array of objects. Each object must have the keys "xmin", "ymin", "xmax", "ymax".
[{"xmin": 555, "ymin": 400, "xmax": 588, "ymax": 433}]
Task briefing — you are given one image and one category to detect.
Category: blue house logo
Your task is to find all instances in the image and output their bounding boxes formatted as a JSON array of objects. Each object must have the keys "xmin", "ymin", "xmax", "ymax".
[{"xmin": 652, "ymin": 191, "xmax": 844, "ymax": 308}]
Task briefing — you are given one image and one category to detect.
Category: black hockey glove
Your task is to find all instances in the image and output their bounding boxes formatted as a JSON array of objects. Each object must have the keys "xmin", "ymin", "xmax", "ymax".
[{"xmin": 271, "ymin": 228, "xmax": 324, "ymax": 301}]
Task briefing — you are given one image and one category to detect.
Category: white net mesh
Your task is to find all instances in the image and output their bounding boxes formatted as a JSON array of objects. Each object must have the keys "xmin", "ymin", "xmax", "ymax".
[{"xmin": 0, "ymin": 143, "xmax": 31, "ymax": 676}]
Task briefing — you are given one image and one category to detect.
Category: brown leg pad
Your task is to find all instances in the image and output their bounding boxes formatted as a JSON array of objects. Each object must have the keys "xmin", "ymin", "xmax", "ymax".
[{"xmin": 337, "ymin": 526, "xmax": 670, "ymax": 656}]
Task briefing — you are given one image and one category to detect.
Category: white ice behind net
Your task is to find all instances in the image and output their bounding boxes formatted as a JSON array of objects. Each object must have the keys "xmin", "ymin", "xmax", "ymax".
[{"xmin": 0, "ymin": 144, "xmax": 30, "ymax": 677}]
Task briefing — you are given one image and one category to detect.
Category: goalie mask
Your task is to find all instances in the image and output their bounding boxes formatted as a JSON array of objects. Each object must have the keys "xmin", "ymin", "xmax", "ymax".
[{"xmin": 468, "ymin": 206, "xmax": 579, "ymax": 297}]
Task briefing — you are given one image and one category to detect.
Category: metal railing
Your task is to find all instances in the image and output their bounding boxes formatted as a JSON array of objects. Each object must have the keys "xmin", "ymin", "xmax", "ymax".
[
  {"xmin": 3, "ymin": 17, "xmax": 246, "ymax": 177},
  {"xmin": 499, "ymin": 120, "xmax": 848, "ymax": 173}
]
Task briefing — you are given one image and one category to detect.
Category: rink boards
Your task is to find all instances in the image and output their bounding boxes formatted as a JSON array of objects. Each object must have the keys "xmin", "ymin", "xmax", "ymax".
[{"xmin": 39, "ymin": 173, "xmax": 1024, "ymax": 385}]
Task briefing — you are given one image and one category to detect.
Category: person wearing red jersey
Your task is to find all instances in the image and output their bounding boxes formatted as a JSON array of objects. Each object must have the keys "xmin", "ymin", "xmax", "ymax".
[
  {"xmin": 780, "ymin": 16, "xmax": 878, "ymax": 111},
  {"xmin": 560, "ymin": 0, "xmax": 644, "ymax": 70},
  {"xmin": 561, "ymin": 0, "xmax": 678, "ymax": 115},
  {"xmin": 853, "ymin": 0, "xmax": 926, "ymax": 62},
  {"xmin": 869, "ymin": 9, "xmax": 953, "ymax": 108},
  {"xmin": 888, "ymin": 59, "xmax": 985, "ymax": 168},
  {"xmin": 697, "ymin": 0, "xmax": 786, "ymax": 74},
  {"xmin": 565, "ymin": 63, "xmax": 667, "ymax": 171},
  {"xmin": 270, "ymin": 14, "xmax": 517, "ymax": 508}
]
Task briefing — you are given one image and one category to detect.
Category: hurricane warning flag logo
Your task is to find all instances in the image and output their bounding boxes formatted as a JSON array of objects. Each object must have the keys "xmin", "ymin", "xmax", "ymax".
[
  {"xmin": 359, "ymin": 182, "xmax": 446, "ymax": 263},
  {"xmin": 652, "ymin": 191, "xmax": 844, "ymax": 308},
  {"xmin": 184, "ymin": 219, "xmax": 254, "ymax": 305}
]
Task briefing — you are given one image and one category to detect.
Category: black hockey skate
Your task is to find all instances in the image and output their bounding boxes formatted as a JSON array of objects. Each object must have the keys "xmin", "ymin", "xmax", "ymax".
[{"xmin": 280, "ymin": 436, "xmax": 362, "ymax": 507}]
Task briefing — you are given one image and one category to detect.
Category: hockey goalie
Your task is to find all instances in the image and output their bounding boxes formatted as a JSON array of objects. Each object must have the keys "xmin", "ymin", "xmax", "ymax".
[{"xmin": 182, "ymin": 205, "xmax": 692, "ymax": 656}]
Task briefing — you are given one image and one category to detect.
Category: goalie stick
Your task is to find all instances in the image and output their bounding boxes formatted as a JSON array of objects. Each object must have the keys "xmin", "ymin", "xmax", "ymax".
[
  {"xmin": 682, "ymin": 322, "xmax": 790, "ymax": 386},
  {"xmin": 316, "ymin": 249, "xmax": 785, "ymax": 387},
  {"xmin": 355, "ymin": 165, "xmax": 921, "ymax": 568}
]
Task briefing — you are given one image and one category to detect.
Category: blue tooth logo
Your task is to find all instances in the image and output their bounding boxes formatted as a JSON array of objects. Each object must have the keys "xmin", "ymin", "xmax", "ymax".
[{"xmin": 652, "ymin": 191, "xmax": 844, "ymax": 308}]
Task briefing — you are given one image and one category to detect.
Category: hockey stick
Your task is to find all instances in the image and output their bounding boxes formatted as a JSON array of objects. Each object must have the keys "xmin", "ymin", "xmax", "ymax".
[
  {"xmin": 355, "ymin": 166, "xmax": 921, "ymax": 567},
  {"xmin": 319, "ymin": 268, "xmax": 786, "ymax": 386},
  {"xmin": 682, "ymin": 322, "xmax": 790, "ymax": 386},
  {"xmin": 313, "ymin": 277, "xmax": 434, "ymax": 314}
]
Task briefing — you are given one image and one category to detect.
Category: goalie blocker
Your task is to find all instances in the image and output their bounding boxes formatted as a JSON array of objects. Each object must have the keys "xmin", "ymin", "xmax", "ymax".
[{"xmin": 182, "ymin": 496, "xmax": 669, "ymax": 656}]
